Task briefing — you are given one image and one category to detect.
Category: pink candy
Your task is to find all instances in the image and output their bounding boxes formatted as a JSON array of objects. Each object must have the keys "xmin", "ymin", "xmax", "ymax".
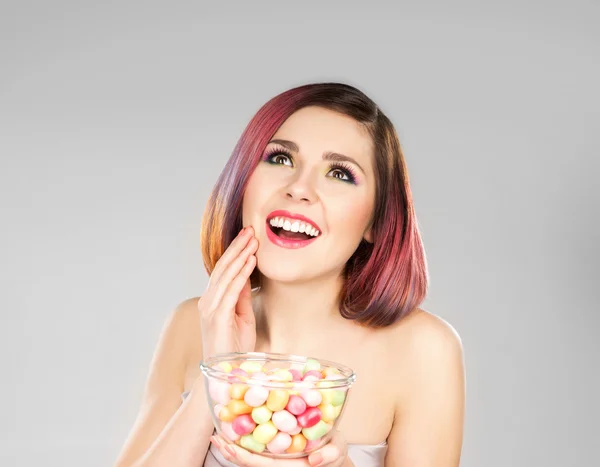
[
  {"xmin": 221, "ymin": 421, "xmax": 240, "ymax": 442},
  {"xmin": 208, "ymin": 380, "xmax": 231, "ymax": 405},
  {"xmin": 266, "ymin": 432, "xmax": 292, "ymax": 454},
  {"xmin": 286, "ymin": 394, "xmax": 307, "ymax": 415},
  {"xmin": 272, "ymin": 410, "xmax": 298, "ymax": 433},
  {"xmin": 228, "ymin": 368, "xmax": 248, "ymax": 382},
  {"xmin": 232, "ymin": 414, "xmax": 256, "ymax": 435},
  {"xmin": 300, "ymin": 389, "xmax": 323, "ymax": 407},
  {"xmin": 297, "ymin": 407, "xmax": 322, "ymax": 428},
  {"xmin": 303, "ymin": 370, "xmax": 323, "ymax": 380},
  {"xmin": 244, "ymin": 386, "xmax": 269, "ymax": 407},
  {"xmin": 289, "ymin": 369, "xmax": 303, "ymax": 381}
]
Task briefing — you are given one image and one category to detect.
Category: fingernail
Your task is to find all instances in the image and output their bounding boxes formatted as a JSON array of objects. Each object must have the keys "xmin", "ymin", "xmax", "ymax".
[
  {"xmin": 224, "ymin": 444, "xmax": 236, "ymax": 456},
  {"xmin": 309, "ymin": 452, "xmax": 323, "ymax": 466}
]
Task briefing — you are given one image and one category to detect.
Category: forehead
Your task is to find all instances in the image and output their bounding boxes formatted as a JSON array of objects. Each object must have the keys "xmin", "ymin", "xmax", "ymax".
[{"xmin": 271, "ymin": 106, "xmax": 374, "ymax": 169}]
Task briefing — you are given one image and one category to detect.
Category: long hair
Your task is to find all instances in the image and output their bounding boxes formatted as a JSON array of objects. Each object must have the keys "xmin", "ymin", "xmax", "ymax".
[{"xmin": 200, "ymin": 82, "xmax": 428, "ymax": 327}]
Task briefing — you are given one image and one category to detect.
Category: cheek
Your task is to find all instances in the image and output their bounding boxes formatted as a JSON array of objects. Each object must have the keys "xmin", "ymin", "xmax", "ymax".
[
  {"xmin": 330, "ymin": 195, "xmax": 373, "ymax": 237},
  {"xmin": 242, "ymin": 171, "xmax": 272, "ymax": 222}
]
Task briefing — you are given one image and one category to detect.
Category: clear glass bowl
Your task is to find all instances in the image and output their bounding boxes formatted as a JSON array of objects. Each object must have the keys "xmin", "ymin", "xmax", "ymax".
[{"xmin": 199, "ymin": 351, "xmax": 356, "ymax": 458}]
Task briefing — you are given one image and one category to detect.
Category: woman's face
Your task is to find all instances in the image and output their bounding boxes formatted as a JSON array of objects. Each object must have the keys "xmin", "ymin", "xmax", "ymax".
[{"xmin": 242, "ymin": 105, "xmax": 376, "ymax": 284}]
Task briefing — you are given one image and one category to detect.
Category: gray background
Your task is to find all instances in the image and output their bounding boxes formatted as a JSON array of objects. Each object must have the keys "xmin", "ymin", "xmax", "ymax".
[{"xmin": 1, "ymin": 1, "xmax": 598, "ymax": 466}]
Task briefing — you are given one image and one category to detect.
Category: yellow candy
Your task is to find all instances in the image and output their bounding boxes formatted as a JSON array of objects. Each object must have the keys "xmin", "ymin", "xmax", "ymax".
[
  {"xmin": 319, "ymin": 389, "xmax": 334, "ymax": 405},
  {"xmin": 272, "ymin": 369, "xmax": 293, "ymax": 381},
  {"xmin": 240, "ymin": 361, "xmax": 264, "ymax": 373},
  {"xmin": 318, "ymin": 403, "xmax": 337, "ymax": 422},
  {"xmin": 229, "ymin": 383, "xmax": 249, "ymax": 400},
  {"xmin": 252, "ymin": 421, "xmax": 278, "ymax": 445},
  {"xmin": 334, "ymin": 404, "xmax": 342, "ymax": 418},
  {"xmin": 286, "ymin": 433, "xmax": 308, "ymax": 453},
  {"xmin": 218, "ymin": 405, "xmax": 236, "ymax": 422},
  {"xmin": 217, "ymin": 362, "xmax": 233, "ymax": 372},
  {"xmin": 266, "ymin": 389, "xmax": 290, "ymax": 412},
  {"xmin": 228, "ymin": 399, "xmax": 253, "ymax": 415},
  {"xmin": 322, "ymin": 366, "xmax": 340, "ymax": 377}
]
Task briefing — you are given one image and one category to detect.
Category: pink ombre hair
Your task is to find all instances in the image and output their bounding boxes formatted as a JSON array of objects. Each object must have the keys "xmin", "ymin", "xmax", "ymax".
[{"xmin": 201, "ymin": 82, "xmax": 428, "ymax": 327}]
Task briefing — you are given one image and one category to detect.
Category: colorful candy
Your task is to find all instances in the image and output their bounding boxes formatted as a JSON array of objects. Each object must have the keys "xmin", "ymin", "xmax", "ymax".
[
  {"xmin": 244, "ymin": 385, "xmax": 269, "ymax": 407},
  {"xmin": 266, "ymin": 389, "xmax": 290, "ymax": 412},
  {"xmin": 208, "ymin": 357, "xmax": 351, "ymax": 457},
  {"xmin": 286, "ymin": 394, "xmax": 307, "ymax": 415},
  {"xmin": 272, "ymin": 409, "xmax": 298, "ymax": 433},
  {"xmin": 267, "ymin": 432, "xmax": 292, "ymax": 453},
  {"xmin": 232, "ymin": 414, "xmax": 256, "ymax": 435},
  {"xmin": 302, "ymin": 420, "xmax": 329, "ymax": 440},
  {"xmin": 297, "ymin": 406, "xmax": 322, "ymax": 428}
]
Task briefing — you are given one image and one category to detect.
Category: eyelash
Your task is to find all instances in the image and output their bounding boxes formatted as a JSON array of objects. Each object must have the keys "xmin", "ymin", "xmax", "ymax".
[{"xmin": 262, "ymin": 147, "xmax": 358, "ymax": 184}]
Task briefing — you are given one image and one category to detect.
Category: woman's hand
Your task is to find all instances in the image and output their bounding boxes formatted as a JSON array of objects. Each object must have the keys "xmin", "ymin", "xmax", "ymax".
[
  {"xmin": 210, "ymin": 431, "xmax": 349, "ymax": 467},
  {"xmin": 198, "ymin": 226, "xmax": 259, "ymax": 359}
]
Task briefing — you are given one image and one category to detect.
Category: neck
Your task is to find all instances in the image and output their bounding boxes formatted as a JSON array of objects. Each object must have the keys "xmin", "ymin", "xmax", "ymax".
[{"xmin": 254, "ymin": 271, "xmax": 350, "ymax": 353}]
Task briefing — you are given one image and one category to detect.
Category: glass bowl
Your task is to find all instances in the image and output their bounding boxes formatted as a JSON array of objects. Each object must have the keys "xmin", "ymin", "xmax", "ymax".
[{"xmin": 199, "ymin": 351, "xmax": 356, "ymax": 458}]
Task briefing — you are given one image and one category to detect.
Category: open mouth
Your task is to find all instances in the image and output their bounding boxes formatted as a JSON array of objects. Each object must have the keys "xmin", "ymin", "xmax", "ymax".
[{"xmin": 267, "ymin": 217, "xmax": 321, "ymax": 242}]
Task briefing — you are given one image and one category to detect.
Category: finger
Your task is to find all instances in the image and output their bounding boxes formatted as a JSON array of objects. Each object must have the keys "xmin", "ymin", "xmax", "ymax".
[
  {"xmin": 307, "ymin": 432, "xmax": 346, "ymax": 466},
  {"xmin": 214, "ymin": 435, "xmax": 308, "ymax": 467},
  {"xmin": 219, "ymin": 254, "xmax": 257, "ymax": 315},
  {"xmin": 235, "ymin": 277, "xmax": 255, "ymax": 324},
  {"xmin": 210, "ymin": 226, "xmax": 254, "ymax": 285},
  {"xmin": 207, "ymin": 238, "xmax": 258, "ymax": 315}
]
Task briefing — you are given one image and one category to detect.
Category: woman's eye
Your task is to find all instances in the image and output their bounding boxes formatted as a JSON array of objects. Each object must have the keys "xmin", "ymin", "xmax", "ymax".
[
  {"xmin": 270, "ymin": 154, "xmax": 292, "ymax": 166},
  {"xmin": 330, "ymin": 169, "xmax": 349, "ymax": 181}
]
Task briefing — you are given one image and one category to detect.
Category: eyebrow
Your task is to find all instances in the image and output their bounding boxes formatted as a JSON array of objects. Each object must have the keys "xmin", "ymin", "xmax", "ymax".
[{"xmin": 268, "ymin": 139, "xmax": 366, "ymax": 175}]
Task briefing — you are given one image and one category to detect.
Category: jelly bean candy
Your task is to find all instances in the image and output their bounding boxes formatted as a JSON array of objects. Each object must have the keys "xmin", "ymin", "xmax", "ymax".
[
  {"xmin": 229, "ymin": 383, "xmax": 249, "ymax": 400},
  {"xmin": 251, "ymin": 405, "xmax": 273, "ymax": 424},
  {"xmin": 220, "ymin": 421, "xmax": 240, "ymax": 442},
  {"xmin": 232, "ymin": 414, "xmax": 256, "ymax": 435},
  {"xmin": 286, "ymin": 394, "xmax": 307, "ymax": 415},
  {"xmin": 244, "ymin": 385, "xmax": 269, "ymax": 407},
  {"xmin": 209, "ymin": 380, "xmax": 231, "ymax": 405},
  {"xmin": 272, "ymin": 409, "xmax": 298, "ymax": 433},
  {"xmin": 240, "ymin": 360, "xmax": 264, "ymax": 374},
  {"xmin": 297, "ymin": 407, "xmax": 321, "ymax": 428},
  {"xmin": 252, "ymin": 420, "xmax": 278, "ymax": 445},
  {"xmin": 267, "ymin": 432, "xmax": 292, "ymax": 454},
  {"xmin": 266, "ymin": 389, "xmax": 289, "ymax": 412},
  {"xmin": 302, "ymin": 420, "xmax": 329, "ymax": 440},
  {"xmin": 300, "ymin": 389, "xmax": 322, "ymax": 407},
  {"xmin": 286, "ymin": 433, "xmax": 307, "ymax": 453},
  {"xmin": 228, "ymin": 399, "xmax": 253, "ymax": 415},
  {"xmin": 240, "ymin": 434, "xmax": 265, "ymax": 453}
]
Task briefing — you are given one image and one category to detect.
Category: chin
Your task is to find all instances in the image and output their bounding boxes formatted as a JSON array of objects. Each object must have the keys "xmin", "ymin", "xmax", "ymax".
[{"xmin": 255, "ymin": 255, "xmax": 314, "ymax": 284}]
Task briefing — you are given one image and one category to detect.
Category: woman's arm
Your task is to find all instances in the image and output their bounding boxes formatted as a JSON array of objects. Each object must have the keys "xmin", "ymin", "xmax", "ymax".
[
  {"xmin": 385, "ymin": 314, "xmax": 466, "ymax": 467},
  {"xmin": 114, "ymin": 299, "xmax": 214, "ymax": 467}
]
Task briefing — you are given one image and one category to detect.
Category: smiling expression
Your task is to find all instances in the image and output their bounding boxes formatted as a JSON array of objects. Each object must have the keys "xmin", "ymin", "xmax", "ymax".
[{"xmin": 242, "ymin": 105, "xmax": 376, "ymax": 283}]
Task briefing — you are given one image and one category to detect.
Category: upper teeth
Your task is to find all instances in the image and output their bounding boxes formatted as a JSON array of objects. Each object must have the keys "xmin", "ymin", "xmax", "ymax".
[{"xmin": 269, "ymin": 217, "xmax": 320, "ymax": 236}]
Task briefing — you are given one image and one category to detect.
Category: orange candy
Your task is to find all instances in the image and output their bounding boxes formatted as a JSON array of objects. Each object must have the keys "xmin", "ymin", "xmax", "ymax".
[
  {"xmin": 218, "ymin": 405, "xmax": 236, "ymax": 422},
  {"xmin": 286, "ymin": 433, "xmax": 308, "ymax": 453},
  {"xmin": 230, "ymin": 383, "xmax": 249, "ymax": 400},
  {"xmin": 228, "ymin": 399, "xmax": 253, "ymax": 415}
]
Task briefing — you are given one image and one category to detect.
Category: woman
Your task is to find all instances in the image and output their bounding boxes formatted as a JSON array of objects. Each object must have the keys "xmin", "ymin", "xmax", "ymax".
[{"xmin": 115, "ymin": 82, "xmax": 465, "ymax": 467}]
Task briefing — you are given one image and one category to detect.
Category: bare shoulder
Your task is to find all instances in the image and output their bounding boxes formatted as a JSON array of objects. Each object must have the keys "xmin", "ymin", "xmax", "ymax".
[
  {"xmin": 385, "ymin": 307, "xmax": 465, "ymax": 397},
  {"xmin": 393, "ymin": 307, "xmax": 463, "ymax": 351},
  {"xmin": 174, "ymin": 296, "xmax": 203, "ymax": 361}
]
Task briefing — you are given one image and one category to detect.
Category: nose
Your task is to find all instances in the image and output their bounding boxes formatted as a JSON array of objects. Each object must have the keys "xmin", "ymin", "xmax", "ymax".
[{"xmin": 284, "ymin": 172, "xmax": 317, "ymax": 204}]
